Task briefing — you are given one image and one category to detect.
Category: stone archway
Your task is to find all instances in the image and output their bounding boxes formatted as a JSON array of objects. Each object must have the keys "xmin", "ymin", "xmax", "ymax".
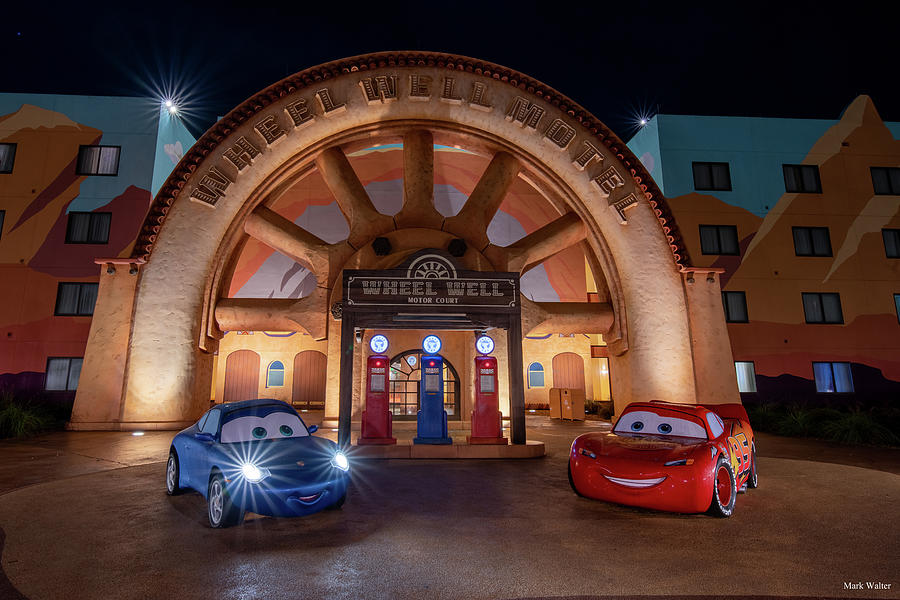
[{"xmin": 69, "ymin": 52, "xmax": 739, "ymax": 431}]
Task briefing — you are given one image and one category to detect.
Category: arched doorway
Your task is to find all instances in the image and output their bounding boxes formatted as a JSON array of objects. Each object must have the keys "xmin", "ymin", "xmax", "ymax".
[
  {"xmin": 223, "ymin": 349, "xmax": 260, "ymax": 402},
  {"xmin": 292, "ymin": 350, "xmax": 326, "ymax": 409},
  {"xmin": 70, "ymin": 51, "xmax": 741, "ymax": 434},
  {"xmin": 387, "ymin": 350, "xmax": 461, "ymax": 420},
  {"xmin": 552, "ymin": 352, "xmax": 585, "ymax": 391}
]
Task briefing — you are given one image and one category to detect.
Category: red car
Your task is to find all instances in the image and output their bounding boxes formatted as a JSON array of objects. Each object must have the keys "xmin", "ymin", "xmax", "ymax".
[{"xmin": 568, "ymin": 401, "xmax": 758, "ymax": 517}]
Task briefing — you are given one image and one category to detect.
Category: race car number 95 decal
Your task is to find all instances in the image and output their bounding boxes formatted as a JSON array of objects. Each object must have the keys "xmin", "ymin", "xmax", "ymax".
[{"xmin": 728, "ymin": 432, "xmax": 750, "ymax": 475}]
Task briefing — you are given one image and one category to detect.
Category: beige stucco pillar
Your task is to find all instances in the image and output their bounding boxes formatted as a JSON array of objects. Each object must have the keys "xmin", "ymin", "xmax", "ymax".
[
  {"xmin": 682, "ymin": 270, "xmax": 740, "ymax": 404},
  {"xmin": 69, "ymin": 262, "xmax": 140, "ymax": 429}
]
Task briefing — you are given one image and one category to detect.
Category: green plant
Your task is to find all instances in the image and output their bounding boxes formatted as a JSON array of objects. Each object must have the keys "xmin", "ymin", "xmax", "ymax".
[
  {"xmin": 745, "ymin": 403, "xmax": 783, "ymax": 433},
  {"xmin": 0, "ymin": 392, "xmax": 54, "ymax": 439},
  {"xmin": 821, "ymin": 409, "xmax": 900, "ymax": 446}
]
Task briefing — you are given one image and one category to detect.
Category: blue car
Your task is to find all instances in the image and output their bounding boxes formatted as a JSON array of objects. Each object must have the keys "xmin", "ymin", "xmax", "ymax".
[{"xmin": 165, "ymin": 399, "xmax": 350, "ymax": 527}]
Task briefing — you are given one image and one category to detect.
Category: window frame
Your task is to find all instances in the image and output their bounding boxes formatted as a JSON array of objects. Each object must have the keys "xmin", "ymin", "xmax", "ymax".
[
  {"xmin": 54, "ymin": 282, "xmax": 99, "ymax": 316},
  {"xmin": 266, "ymin": 361, "xmax": 285, "ymax": 387},
  {"xmin": 527, "ymin": 362, "xmax": 545, "ymax": 388},
  {"xmin": 894, "ymin": 294, "xmax": 900, "ymax": 324},
  {"xmin": 0, "ymin": 143, "xmax": 16, "ymax": 174},
  {"xmin": 692, "ymin": 161, "xmax": 732, "ymax": 191},
  {"xmin": 76, "ymin": 144, "xmax": 121, "ymax": 176},
  {"xmin": 734, "ymin": 361, "xmax": 757, "ymax": 393},
  {"xmin": 883, "ymin": 229, "xmax": 900, "ymax": 259},
  {"xmin": 722, "ymin": 290, "xmax": 749, "ymax": 323},
  {"xmin": 782, "ymin": 164, "xmax": 822, "ymax": 193},
  {"xmin": 44, "ymin": 357, "xmax": 83, "ymax": 391},
  {"xmin": 801, "ymin": 292, "xmax": 844, "ymax": 324},
  {"xmin": 812, "ymin": 361, "xmax": 854, "ymax": 393},
  {"xmin": 792, "ymin": 226, "xmax": 833, "ymax": 257},
  {"xmin": 870, "ymin": 166, "xmax": 900, "ymax": 195},
  {"xmin": 65, "ymin": 211, "xmax": 111, "ymax": 244},
  {"xmin": 699, "ymin": 224, "xmax": 740, "ymax": 256}
]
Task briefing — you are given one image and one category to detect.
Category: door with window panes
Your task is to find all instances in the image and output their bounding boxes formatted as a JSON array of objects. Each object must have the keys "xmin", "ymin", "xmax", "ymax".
[{"xmin": 388, "ymin": 350, "xmax": 460, "ymax": 420}]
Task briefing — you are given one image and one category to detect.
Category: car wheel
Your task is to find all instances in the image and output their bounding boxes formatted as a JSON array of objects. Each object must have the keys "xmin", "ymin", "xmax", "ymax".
[
  {"xmin": 567, "ymin": 461, "xmax": 585, "ymax": 498},
  {"xmin": 708, "ymin": 456, "xmax": 737, "ymax": 517},
  {"xmin": 207, "ymin": 473, "xmax": 244, "ymax": 528},
  {"xmin": 327, "ymin": 493, "xmax": 346, "ymax": 510},
  {"xmin": 166, "ymin": 451, "xmax": 183, "ymax": 496},
  {"xmin": 747, "ymin": 445, "xmax": 759, "ymax": 489}
]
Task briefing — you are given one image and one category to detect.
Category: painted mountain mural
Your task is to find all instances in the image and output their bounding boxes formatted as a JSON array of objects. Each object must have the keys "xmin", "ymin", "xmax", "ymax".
[{"xmin": 656, "ymin": 96, "xmax": 900, "ymax": 399}]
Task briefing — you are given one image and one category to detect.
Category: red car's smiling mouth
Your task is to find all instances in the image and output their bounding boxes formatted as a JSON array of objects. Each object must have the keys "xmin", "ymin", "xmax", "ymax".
[{"xmin": 603, "ymin": 475, "xmax": 667, "ymax": 489}]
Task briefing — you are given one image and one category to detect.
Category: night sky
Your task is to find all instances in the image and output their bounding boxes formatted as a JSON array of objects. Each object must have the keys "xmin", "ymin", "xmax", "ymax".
[{"xmin": 4, "ymin": 1, "xmax": 898, "ymax": 140}]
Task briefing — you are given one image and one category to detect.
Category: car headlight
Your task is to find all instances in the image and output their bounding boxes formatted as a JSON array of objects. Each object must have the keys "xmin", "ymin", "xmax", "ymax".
[
  {"xmin": 331, "ymin": 451, "xmax": 349, "ymax": 471},
  {"xmin": 241, "ymin": 462, "xmax": 266, "ymax": 483}
]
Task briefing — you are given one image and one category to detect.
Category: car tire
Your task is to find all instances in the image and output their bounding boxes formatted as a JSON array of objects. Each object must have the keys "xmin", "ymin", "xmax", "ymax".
[
  {"xmin": 708, "ymin": 456, "xmax": 737, "ymax": 518},
  {"xmin": 165, "ymin": 451, "xmax": 183, "ymax": 496},
  {"xmin": 327, "ymin": 493, "xmax": 346, "ymax": 510},
  {"xmin": 747, "ymin": 445, "xmax": 759, "ymax": 489},
  {"xmin": 567, "ymin": 461, "xmax": 585, "ymax": 498},
  {"xmin": 207, "ymin": 473, "xmax": 244, "ymax": 528}
]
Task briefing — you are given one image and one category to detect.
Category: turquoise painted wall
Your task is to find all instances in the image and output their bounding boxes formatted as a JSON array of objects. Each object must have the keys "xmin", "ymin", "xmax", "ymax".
[{"xmin": 628, "ymin": 114, "xmax": 900, "ymax": 218}]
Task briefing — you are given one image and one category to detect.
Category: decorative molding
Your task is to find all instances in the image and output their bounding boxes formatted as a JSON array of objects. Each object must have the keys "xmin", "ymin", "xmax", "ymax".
[{"xmin": 135, "ymin": 51, "xmax": 689, "ymax": 268}]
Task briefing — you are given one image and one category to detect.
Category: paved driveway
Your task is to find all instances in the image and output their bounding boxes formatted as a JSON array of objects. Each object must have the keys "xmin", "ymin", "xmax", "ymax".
[{"xmin": 0, "ymin": 420, "xmax": 898, "ymax": 600}]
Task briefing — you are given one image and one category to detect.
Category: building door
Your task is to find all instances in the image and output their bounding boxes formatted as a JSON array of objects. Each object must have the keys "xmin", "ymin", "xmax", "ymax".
[
  {"xmin": 552, "ymin": 352, "xmax": 585, "ymax": 391},
  {"xmin": 292, "ymin": 350, "xmax": 327, "ymax": 409},
  {"xmin": 223, "ymin": 349, "xmax": 260, "ymax": 402}
]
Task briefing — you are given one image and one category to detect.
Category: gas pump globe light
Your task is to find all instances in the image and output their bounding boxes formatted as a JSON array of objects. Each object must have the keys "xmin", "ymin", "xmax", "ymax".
[
  {"xmin": 476, "ymin": 335, "xmax": 495, "ymax": 355},
  {"xmin": 369, "ymin": 334, "xmax": 389, "ymax": 354},
  {"xmin": 422, "ymin": 335, "xmax": 442, "ymax": 354}
]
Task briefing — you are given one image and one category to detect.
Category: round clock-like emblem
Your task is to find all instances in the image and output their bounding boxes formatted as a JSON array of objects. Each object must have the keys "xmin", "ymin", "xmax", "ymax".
[
  {"xmin": 369, "ymin": 334, "xmax": 389, "ymax": 354},
  {"xmin": 476, "ymin": 335, "xmax": 495, "ymax": 355},
  {"xmin": 413, "ymin": 260, "xmax": 451, "ymax": 279},
  {"xmin": 422, "ymin": 335, "xmax": 442, "ymax": 354}
]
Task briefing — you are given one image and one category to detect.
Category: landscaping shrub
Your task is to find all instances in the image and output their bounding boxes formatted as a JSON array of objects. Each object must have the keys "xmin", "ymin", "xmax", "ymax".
[
  {"xmin": 821, "ymin": 409, "xmax": 900, "ymax": 446},
  {"xmin": 0, "ymin": 391, "xmax": 55, "ymax": 439},
  {"xmin": 746, "ymin": 400, "xmax": 898, "ymax": 447}
]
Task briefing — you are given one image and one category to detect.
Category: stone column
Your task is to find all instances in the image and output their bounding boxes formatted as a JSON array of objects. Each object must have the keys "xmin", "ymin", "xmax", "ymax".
[
  {"xmin": 69, "ymin": 262, "xmax": 140, "ymax": 429},
  {"xmin": 682, "ymin": 270, "xmax": 741, "ymax": 405}
]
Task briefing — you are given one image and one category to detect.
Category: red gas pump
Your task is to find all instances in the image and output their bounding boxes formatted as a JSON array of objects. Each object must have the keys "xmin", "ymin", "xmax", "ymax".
[
  {"xmin": 359, "ymin": 354, "xmax": 396, "ymax": 445},
  {"xmin": 467, "ymin": 354, "xmax": 506, "ymax": 444}
]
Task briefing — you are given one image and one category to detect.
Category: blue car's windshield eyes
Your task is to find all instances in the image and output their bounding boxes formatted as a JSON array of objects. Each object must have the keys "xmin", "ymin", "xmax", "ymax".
[{"xmin": 221, "ymin": 412, "xmax": 310, "ymax": 443}]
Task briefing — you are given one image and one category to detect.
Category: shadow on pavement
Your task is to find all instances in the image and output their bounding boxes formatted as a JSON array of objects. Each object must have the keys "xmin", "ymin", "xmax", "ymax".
[{"xmin": 0, "ymin": 527, "xmax": 28, "ymax": 600}]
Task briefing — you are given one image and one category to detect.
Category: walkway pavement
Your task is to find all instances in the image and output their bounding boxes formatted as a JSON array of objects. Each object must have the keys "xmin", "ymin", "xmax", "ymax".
[{"xmin": 0, "ymin": 418, "xmax": 898, "ymax": 599}]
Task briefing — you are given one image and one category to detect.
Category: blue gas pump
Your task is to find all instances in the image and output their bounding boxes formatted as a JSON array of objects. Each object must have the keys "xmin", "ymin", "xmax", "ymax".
[{"xmin": 413, "ymin": 335, "xmax": 452, "ymax": 445}]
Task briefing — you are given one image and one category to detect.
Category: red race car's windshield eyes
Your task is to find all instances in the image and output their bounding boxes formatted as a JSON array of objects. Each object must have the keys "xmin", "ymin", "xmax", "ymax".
[{"xmin": 614, "ymin": 410, "xmax": 708, "ymax": 439}]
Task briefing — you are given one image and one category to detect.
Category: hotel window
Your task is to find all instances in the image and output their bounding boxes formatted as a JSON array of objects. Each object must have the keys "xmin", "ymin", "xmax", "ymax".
[
  {"xmin": 54, "ymin": 282, "xmax": 99, "ymax": 316},
  {"xmin": 802, "ymin": 292, "xmax": 843, "ymax": 324},
  {"xmin": 65, "ymin": 212, "xmax": 111, "ymax": 244},
  {"xmin": 783, "ymin": 164, "xmax": 822, "ymax": 193},
  {"xmin": 792, "ymin": 226, "xmax": 832, "ymax": 257},
  {"xmin": 699, "ymin": 225, "xmax": 740, "ymax": 255},
  {"xmin": 871, "ymin": 167, "xmax": 900, "ymax": 195},
  {"xmin": 813, "ymin": 362, "xmax": 854, "ymax": 393},
  {"xmin": 76, "ymin": 145, "xmax": 120, "ymax": 176},
  {"xmin": 883, "ymin": 229, "xmax": 900, "ymax": 258},
  {"xmin": 734, "ymin": 362, "xmax": 757, "ymax": 393},
  {"xmin": 722, "ymin": 291, "xmax": 749, "ymax": 323},
  {"xmin": 45, "ymin": 357, "xmax": 83, "ymax": 391},
  {"xmin": 527, "ymin": 362, "xmax": 544, "ymax": 388},
  {"xmin": 0, "ymin": 143, "xmax": 16, "ymax": 173},
  {"xmin": 692, "ymin": 162, "xmax": 732, "ymax": 191},
  {"xmin": 267, "ymin": 361, "xmax": 285, "ymax": 387}
]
